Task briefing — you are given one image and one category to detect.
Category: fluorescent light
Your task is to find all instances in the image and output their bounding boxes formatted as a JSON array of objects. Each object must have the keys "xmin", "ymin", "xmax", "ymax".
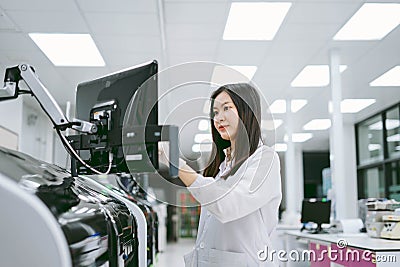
[
  {"xmin": 387, "ymin": 134, "xmax": 400, "ymax": 142},
  {"xmin": 270, "ymin": 99, "xmax": 286, "ymax": 114},
  {"xmin": 284, "ymin": 133, "xmax": 313, "ymax": 143},
  {"xmin": 370, "ymin": 66, "xmax": 400, "ymax": 86},
  {"xmin": 192, "ymin": 143, "xmax": 213, "ymax": 153},
  {"xmin": 368, "ymin": 144, "xmax": 381, "ymax": 151},
  {"xmin": 29, "ymin": 33, "xmax": 105, "ymax": 67},
  {"xmin": 333, "ymin": 3, "xmax": 400, "ymax": 40},
  {"xmin": 223, "ymin": 2, "xmax": 292, "ymax": 40},
  {"xmin": 396, "ymin": 146, "xmax": 400, "ymax": 151},
  {"xmin": 269, "ymin": 99, "xmax": 307, "ymax": 114},
  {"xmin": 303, "ymin": 119, "xmax": 331, "ymax": 130},
  {"xmin": 291, "ymin": 65, "xmax": 347, "ymax": 87},
  {"xmin": 198, "ymin": 120, "xmax": 210, "ymax": 131},
  {"xmin": 261, "ymin": 119, "xmax": 283, "ymax": 130},
  {"xmin": 211, "ymin": 65, "xmax": 257, "ymax": 85},
  {"xmin": 291, "ymin": 99, "xmax": 307, "ymax": 113},
  {"xmin": 369, "ymin": 119, "xmax": 400, "ymax": 131},
  {"xmin": 273, "ymin": 143, "xmax": 287, "ymax": 152},
  {"xmin": 194, "ymin": 134, "xmax": 212, "ymax": 143},
  {"xmin": 341, "ymin": 99, "xmax": 376, "ymax": 113}
]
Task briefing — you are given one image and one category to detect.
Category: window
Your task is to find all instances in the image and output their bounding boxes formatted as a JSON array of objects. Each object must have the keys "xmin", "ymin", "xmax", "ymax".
[
  {"xmin": 357, "ymin": 114, "xmax": 384, "ymax": 165},
  {"xmin": 388, "ymin": 161, "xmax": 400, "ymax": 201},
  {"xmin": 358, "ymin": 167, "xmax": 385, "ymax": 199},
  {"xmin": 385, "ymin": 107, "xmax": 400, "ymax": 159},
  {"xmin": 356, "ymin": 102, "xmax": 400, "ymax": 200}
]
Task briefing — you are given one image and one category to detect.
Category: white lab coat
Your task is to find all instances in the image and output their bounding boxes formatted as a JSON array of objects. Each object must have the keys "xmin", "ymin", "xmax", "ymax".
[{"xmin": 184, "ymin": 144, "xmax": 282, "ymax": 267}]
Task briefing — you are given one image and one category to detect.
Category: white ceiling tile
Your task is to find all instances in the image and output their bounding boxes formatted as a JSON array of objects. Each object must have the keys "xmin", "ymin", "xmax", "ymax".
[
  {"xmin": 6, "ymin": 10, "xmax": 89, "ymax": 32},
  {"xmin": 164, "ymin": 0, "xmax": 227, "ymax": 2},
  {"xmin": 85, "ymin": 13, "xmax": 159, "ymax": 35},
  {"xmin": 276, "ymin": 23, "xmax": 340, "ymax": 42},
  {"xmin": 76, "ymin": 0, "xmax": 157, "ymax": 13},
  {"xmin": 0, "ymin": 48, "xmax": 53, "ymax": 68},
  {"xmin": 216, "ymin": 42, "xmax": 271, "ymax": 65},
  {"xmin": 0, "ymin": 32, "xmax": 36, "ymax": 51},
  {"xmin": 168, "ymin": 54, "xmax": 215, "ymax": 66},
  {"xmin": 313, "ymin": 42, "xmax": 374, "ymax": 67},
  {"xmin": 263, "ymin": 42, "xmax": 323, "ymax": 70},
  {"xmin": 102, "ymin": 52, "xmax": 160, "ymax": 68},
  {"xmin": 166, "ymin": 24, "xmax": 223, "ymax": 41},
  {"xmin": 168, "ymin": 40, "xmax": 217, "ymax": 56},
  {"xmin": 0, "ymin": 10, "xmax": 18, "ymax": 31},
  {"xmin": 95, "ymin": 35, "xmax": 161, "ymax": 53},
  {"xmin": 285, "ymin": 2, "xmax": 362, "ymax": 24},
  {"xmin": 57, "ymin": 67, "xmax": 111, "ymax": 90},
  {"xmin": 165, "ymin": 2, "xmax": 229, "ymax": 24},
  {"xmin": 0, "ymin": 0, "xmax": 77, "ymax": 11}
]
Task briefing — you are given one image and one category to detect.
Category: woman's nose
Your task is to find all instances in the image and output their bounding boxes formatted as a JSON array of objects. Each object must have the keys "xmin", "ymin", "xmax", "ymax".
[{"xmin": 215, "ymin": 113, "xmax": 224, "ymax": 121}]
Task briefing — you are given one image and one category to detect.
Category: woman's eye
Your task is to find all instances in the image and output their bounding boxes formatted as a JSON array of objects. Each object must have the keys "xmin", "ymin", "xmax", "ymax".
[{"xmin": 224, "ymin": 106, "xmax": 230, "ymax": 111}]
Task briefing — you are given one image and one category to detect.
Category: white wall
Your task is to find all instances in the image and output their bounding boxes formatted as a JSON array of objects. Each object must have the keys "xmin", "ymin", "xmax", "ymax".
[
  {"xmin": 19, "ymin": 103, "xmax": 54, "ymax": 162},
  {"xmin": 0, "ymin": 98, "xmax": 23, "ymax": 148}
]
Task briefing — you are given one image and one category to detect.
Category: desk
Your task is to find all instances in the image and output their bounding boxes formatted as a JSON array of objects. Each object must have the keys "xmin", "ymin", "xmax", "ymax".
[
  {"xmin": 283, "ymin": 230, "xmax": 400, "ymax": 267},
  {"xmin": 273, "ymin": 224, "xmax": 303, "ymax": 252}
]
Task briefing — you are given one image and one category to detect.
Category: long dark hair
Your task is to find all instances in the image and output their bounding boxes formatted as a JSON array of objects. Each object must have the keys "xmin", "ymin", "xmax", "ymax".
[{"xmin": 203, "ymin": 83, "xmax": 262, "ymax": 178}]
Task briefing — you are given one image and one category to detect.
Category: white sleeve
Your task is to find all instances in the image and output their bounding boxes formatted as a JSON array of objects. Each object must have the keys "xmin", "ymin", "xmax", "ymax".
[{"xmin": 188, "ymin": 146, "xmax": 282, "ymax": 223}]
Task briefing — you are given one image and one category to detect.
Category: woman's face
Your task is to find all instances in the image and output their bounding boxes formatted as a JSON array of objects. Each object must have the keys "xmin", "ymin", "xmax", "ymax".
[{"xmin": 212, "ymin": 91, "xmax": 240, "ymax": 142}]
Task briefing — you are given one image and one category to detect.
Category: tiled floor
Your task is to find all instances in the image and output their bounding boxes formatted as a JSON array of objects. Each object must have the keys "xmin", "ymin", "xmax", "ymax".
[{"xmin": 156, "ymin": 238, "xmax": 195, "ymax": 267}]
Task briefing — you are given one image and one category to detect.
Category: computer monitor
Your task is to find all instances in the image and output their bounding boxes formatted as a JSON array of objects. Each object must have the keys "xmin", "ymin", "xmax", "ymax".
[
  {"xmin": 301, "ymin": 198, "xmax": 331, "ymax": 233},
  {"xmin": 76, "ymin": 60, "xmax": 158, "ymax": 127},
  {"xmin": 75, "ymin": 60, "xmax": 158, "ymax": 173}
]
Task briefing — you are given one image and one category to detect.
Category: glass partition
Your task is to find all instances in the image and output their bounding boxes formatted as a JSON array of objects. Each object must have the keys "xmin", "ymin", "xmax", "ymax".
[
  {"xmin": 386, "ymin": 107, "xmax": 400, "ymax": 159},
  {"xmin": 357, "ymin": 114, "xmax": 384, "ymax": 165},
  {"xmin": 359, "ymin": 166, "xmax": 385, "ymax": 198},
  {"xmin": 356, "ymin": 103, "xmax": 400, "ymax": 200}
]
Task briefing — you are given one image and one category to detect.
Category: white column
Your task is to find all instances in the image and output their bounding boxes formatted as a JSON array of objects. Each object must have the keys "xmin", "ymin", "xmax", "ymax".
[
  {"xmin": 295, "ymin": 147, "xmax": 304, "ymax": 212},
  {"xmin": 329, "ymin": 49, "xmax": 358, "ymax": 220},
  {"xmin": 284, "ymin": 98, "xmax": 304, "ymax": 223}
]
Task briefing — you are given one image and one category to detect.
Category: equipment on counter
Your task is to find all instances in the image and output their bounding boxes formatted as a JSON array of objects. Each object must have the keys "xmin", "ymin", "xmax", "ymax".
[
  {"xmin": 362, "ymin": 199, "xmax": 400, "ymax": 239},
  {"xmin": 381, "ymin": 214, "xmax": 400, "ymax": 240},
  {"xmin": 366, "ymin": 199, "xmax": 400, "ymax": 211},
  {"xmin": 365, "ymin": 210, "xmax": 393, "ymax": 238}
]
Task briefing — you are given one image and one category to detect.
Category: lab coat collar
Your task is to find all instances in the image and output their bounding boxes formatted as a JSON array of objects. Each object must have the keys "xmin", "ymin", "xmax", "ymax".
[{"xmin": 219, "ymin": 140, "xmax": 264, "ymax": 173}]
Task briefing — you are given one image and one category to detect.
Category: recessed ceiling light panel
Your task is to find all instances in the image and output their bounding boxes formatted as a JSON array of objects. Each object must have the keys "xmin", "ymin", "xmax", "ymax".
[
  {"xmin": 334, "ymin": 3, "xmax": 400, "ymax": 41},
  {"xmin": 29, "ymin": 33, "xmax": 105, "ymax": 67},
  {"xmin": 223, "ymin": 2, "xmax": 292, "ymax": 40},
  {"xmin": 370, "ymin": 66, "xmax": 400, "ymax": 86},
  {"xmin": 291, "ymin": 65, "xmax": 347, "ymax": 87}
]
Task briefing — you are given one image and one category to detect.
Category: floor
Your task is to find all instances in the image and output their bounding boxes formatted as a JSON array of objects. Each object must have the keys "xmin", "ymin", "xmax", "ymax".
[{"xmin": 156, "ymin": 238, "xmax": 195, "ymax": 267}]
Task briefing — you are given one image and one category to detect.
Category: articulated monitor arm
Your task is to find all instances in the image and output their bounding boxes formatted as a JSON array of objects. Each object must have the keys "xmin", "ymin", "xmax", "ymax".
[{"xmin": 1, "ymin": 64, "xmax": 97, "ymax": 134}]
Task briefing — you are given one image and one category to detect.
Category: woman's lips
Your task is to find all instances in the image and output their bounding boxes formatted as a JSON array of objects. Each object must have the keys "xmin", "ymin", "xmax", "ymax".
[{"xmin": 218, "ymin": 126, "xmax": 227, "ymax": 131}]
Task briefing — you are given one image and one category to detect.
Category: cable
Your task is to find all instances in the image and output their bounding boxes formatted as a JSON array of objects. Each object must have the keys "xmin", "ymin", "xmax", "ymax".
[
  {"xmin": 18, "ymin": 89, "xmax": 33, "ymax": 95},
  {"xmin": 56, "ymin": 128, "xmax": 113, "ymax": 175}
]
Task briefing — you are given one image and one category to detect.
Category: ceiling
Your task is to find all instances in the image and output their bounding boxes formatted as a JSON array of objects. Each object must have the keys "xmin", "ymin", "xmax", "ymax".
[{"xmin": 0, "ymin": 0, "xmax": 399, "ymax": 158}]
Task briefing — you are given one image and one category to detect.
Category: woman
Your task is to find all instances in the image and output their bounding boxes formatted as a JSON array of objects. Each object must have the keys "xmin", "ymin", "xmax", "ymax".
[{"xmin": 178, "ymin": 83, "xmax": 282, "ymax": 266}]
